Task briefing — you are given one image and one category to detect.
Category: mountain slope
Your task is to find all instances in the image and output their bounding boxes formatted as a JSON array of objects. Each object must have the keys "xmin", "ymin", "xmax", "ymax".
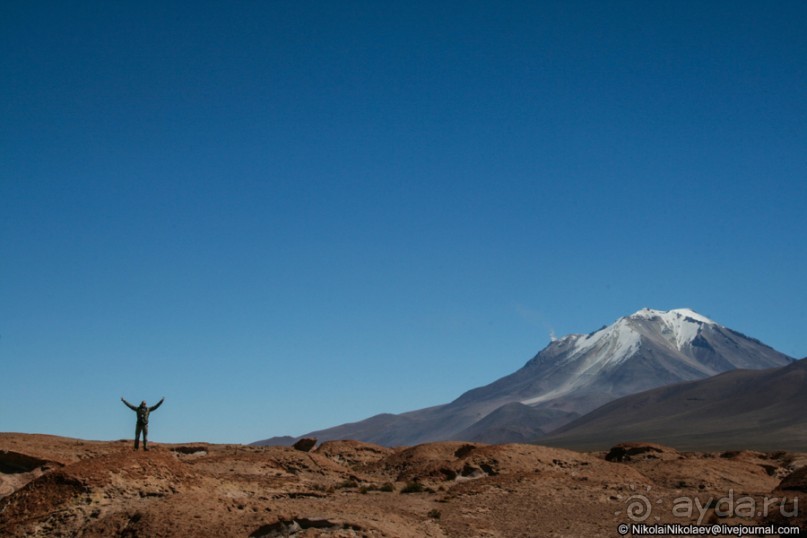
[
  {"xmin": 449, "ymin": 402, "xmax": 556, "ymax": 444},
  {"xmin": 541, "ymin": 358, "xmax": 807, "ymax": 451},
  {"xmin": 254, "ymin": 308, "xmax": 793, "ymax": 446}
]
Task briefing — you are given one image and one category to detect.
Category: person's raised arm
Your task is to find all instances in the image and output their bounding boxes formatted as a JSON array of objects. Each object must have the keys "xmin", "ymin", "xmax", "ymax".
[
  {"xmin": 149, "ymin": 397, "xmax": 165, "ymax": 412},
  {"xmin": 121, "ymin": 397, "xmax": 137, "ymax": 411}
]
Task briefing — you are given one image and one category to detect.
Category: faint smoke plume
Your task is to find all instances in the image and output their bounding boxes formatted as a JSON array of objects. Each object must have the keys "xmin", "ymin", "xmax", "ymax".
[{"xmin": 513, "ymin": 303, "xmax": 557, "ymax": 344}]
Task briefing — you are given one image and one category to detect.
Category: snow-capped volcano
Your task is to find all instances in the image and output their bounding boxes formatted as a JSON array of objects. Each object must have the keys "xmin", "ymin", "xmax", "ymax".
[
  {"xmin": 520, "ymin": 308, "xmax": 732, "ymax": 406},
  {"xmin": 255, "ymin": 308, "xmax": 794, "ymax": 446}
]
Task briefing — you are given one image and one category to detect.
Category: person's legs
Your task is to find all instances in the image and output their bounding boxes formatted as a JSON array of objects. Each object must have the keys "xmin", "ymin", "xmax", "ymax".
[
  {"xmin": 134, "ymin": 422, "xmax": 143, "ymax": 450},
  {"xmin": 143, "ymin": 423, "xmax": 149, "ymax": 451}
]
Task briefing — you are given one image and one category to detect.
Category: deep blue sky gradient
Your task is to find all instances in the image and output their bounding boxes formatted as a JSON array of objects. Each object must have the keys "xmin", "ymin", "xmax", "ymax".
[{"xmin": 2, "ymin": 1, "xmax": 806, "ymax": 442}]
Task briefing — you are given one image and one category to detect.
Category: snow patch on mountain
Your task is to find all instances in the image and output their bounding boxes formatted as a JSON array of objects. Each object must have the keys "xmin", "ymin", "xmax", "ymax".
[
  {"xmin": 630, "ymin": 307, "xmax": 718, "ymax": 350},
  {"xmin": 567, "ymin": 320, "xmax": 642, "ymax": 366},
  {"xmin": 631, "ymin": 307, "xmax": 717, "ymax": 326},
  {"xmin": 521, "ymin": 321, "xmax": 643, "ymax": 406}
]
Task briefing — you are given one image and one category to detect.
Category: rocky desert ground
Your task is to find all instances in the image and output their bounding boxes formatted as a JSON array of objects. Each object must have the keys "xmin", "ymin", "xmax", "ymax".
[{"xmin": 1, "ymin": 433, "xmax": 805, "ymax": 537}]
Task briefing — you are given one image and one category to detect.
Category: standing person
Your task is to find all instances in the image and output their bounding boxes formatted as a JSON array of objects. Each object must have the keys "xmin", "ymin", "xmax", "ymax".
[{"xmin": 121, "ymin": 396, "xmax": 164, "ymax": 451}]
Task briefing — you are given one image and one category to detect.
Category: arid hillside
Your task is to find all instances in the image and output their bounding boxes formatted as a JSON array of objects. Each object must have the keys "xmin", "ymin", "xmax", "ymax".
[
  {"xmin": 1, "ymin": 433, "xmax": 805, "ymax": 537},
  {"xmin": 542, "ymin": 359, "xmax": 807, "ymax": 451}
]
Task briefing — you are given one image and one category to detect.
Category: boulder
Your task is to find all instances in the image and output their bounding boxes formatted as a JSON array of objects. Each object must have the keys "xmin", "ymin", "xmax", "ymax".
[
  {"xmin": 292, "ymin": 438, "xmax": 317, "ymax": 452},
  {"xmin": 779, "ymin": 466, "xmax": 807, "ymax": 493},
  {"xmin": 605, "ymin": 442, "xmax": 673, "ymax": 463}
]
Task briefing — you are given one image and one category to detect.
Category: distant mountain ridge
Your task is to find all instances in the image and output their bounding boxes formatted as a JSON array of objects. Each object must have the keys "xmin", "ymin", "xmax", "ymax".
[
  {"xmin": 254, "ymin": 308, "xmax": 793, "ymax": 446},
  {"xmin": 541, "ymin": 357, "xmax": 807, "ymax": 451}
]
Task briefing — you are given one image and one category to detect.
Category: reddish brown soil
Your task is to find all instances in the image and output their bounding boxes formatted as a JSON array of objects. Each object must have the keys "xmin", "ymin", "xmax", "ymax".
[{"xmin": 1, "ymin": 434, "xmax": 804, "ymax": 537}]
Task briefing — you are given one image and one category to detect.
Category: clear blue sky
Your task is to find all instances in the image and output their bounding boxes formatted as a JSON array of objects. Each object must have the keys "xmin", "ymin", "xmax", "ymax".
[{"xmin": 1, "ymin": 1, "xmax": 805, "ymax": 443}]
